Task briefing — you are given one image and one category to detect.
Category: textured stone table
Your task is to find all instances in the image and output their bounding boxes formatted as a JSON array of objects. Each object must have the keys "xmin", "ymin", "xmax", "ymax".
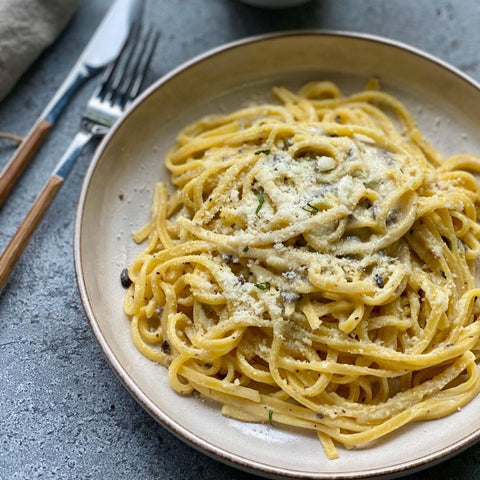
[{"xmin": 1, "ymin": 1, "xmax": 479, "ymax": 478}]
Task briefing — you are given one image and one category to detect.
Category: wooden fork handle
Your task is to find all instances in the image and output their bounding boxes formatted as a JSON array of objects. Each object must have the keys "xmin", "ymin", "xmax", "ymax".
[
  {"xmin": 0, "ymin": 175, "xmax": 63, "ymax": 290},
  {"xmin": 0, "ymin": 118, "xmax": 53, "ymax": 205}
]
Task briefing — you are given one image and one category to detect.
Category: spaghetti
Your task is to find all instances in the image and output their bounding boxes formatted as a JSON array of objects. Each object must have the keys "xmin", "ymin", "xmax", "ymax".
[{"xmin": 123, "ymin": 80, "xmax": 480, "ymax": 459}]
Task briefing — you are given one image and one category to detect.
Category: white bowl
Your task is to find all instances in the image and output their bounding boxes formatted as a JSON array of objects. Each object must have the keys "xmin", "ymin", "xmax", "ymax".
[{"xmin": 75, "ymin": 31, "xmax": 480, "ymax": 479}]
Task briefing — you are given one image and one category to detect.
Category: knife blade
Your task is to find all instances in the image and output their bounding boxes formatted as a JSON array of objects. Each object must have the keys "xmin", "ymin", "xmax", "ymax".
[{"xmin": 0, "ymin": 0, "xmax": 143, "ymax": 205}]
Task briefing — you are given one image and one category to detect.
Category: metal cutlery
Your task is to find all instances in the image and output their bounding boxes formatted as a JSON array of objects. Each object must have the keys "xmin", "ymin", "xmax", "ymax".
[
  {"xmin": 0, "ymin": 0, "xmax": 143, "ymax": 206},
  {"xmin": 0, "ymin": 23, "xmax": 159, "ymax": 290}
]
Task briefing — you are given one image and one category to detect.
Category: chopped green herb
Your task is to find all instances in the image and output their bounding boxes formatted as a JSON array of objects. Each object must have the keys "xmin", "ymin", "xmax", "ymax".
[
  {"xmin": 268, "ymin": 409, "xmax": 274, "ymax": 426},
  {"xmin": 301, "ymin": 202, "xmax": 319, "ymax": 215},
  {"xmin": 242, "ymin": 245, "xmax": 249, "ymax": 252},
  {"xmin": 255, "ymin": 282, "xmax": 270, "ymax": 290},
  {"xmin": 255, "ymin": 149, "xmax": 271, "ymax": 155},
  {"xmin": 255, "ymin": 192, "xmax": 265, "ymax": 215}
]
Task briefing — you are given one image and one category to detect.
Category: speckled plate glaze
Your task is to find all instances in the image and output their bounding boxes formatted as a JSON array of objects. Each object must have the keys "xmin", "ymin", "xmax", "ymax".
[{"xmin": 74, "ymin": 32, "xmax": 480, "ymax": 479}]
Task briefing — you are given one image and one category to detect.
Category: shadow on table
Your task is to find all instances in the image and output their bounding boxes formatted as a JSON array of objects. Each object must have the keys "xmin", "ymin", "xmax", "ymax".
[{"xmin": 223, "ymin": 0, "xmax": 325, "ymax": 37}]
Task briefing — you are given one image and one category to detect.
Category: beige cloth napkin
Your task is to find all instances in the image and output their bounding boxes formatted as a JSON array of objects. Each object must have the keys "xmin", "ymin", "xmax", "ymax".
[{"xmin": 0, "ymin": 0, "xmax": 81, "ymax": 101}]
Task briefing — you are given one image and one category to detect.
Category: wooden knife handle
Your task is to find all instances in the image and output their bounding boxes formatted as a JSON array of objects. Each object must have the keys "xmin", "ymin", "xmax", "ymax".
[
  {"xmin": 0, "ymin": 118, "xmax": 53, "ymax": 205},
  {"xmin": 0, "ymin": 175, "xmax": 63, "ymax": 290}
]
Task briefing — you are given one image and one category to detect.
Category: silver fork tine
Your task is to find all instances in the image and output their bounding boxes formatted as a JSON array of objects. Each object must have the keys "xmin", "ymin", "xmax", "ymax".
[
  {"xmin": 82, "ymin": 24, "xmax": 157, "ymax": 134},
  {"xmin": 105, "ymin": 24, "xmax": 142, "ymax": 104},
  {"xmin": 97, "ymin": 22, "xmax": 141, "ymax": 102},
  {"xmin": 105, "ymin": 25, "xmax": 159, "ymax": 109},
  {"xmin": 122, "ymin": 26, "xmax": 160, "ymax": 107},
  {"xmin": 88, "ymin": 24, "xmax": 158, "ymax": 119}
]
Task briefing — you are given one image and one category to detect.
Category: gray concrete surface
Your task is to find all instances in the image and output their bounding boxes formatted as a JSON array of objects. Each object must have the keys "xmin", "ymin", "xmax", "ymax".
[{"xmin": 1, "ymin": 0, "xmax": 479, "ymax": 478}]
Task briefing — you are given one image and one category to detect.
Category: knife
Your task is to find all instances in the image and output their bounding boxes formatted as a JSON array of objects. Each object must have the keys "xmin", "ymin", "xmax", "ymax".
[{"xmin": 0, "ymin": 0, "xmax": 143, "ymax": 205}]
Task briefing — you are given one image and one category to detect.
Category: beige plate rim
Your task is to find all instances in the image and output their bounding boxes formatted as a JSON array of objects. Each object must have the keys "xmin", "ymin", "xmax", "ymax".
[{"xmin": 74, "ymin": 31, "xmax": 480, "ymax": 479}]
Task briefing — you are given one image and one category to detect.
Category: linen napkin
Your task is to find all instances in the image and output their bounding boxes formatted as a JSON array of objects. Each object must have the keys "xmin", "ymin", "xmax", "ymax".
[{"xmin": 0, "ymin": 0, "xmax": 81, "ymax": 102}]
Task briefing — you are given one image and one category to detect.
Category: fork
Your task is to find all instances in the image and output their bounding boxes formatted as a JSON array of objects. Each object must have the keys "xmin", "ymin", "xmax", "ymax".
[{"xmin": 0, "ymin": 24, "xmax": 159, "ymax": 290}]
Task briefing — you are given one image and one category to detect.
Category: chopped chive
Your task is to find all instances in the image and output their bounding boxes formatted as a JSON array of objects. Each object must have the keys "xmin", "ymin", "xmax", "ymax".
[
  {"xmin": 268, "ymin": 409, "xmax": 274, "ymax": 426},
  {"xmin": 242, "ymin": 245, "xmax": 249, "ymax": 252},
  {"xmin": 255, "ymin": 149, "xmax": 270, "ymax": 155},
  {"xmin": 255, "ymin": 282, "xmax": 270, "ymax": 290},
  {"xmin": 301, "ymin": 202, "xmax": 319, "ymax": 215},
  {"xmin": 255, "ymin": 192, "xmax": 265, "ymax": 215}
]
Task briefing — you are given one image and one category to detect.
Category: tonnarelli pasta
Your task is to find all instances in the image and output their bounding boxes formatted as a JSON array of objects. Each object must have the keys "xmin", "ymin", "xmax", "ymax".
[{"xmin": 123, "ymin": 80, "xmax": 480, "ymax": 459}]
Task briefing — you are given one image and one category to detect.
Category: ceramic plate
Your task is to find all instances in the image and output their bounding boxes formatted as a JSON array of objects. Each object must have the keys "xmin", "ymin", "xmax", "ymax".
[{"xmin": 74, "ymin": 32, "xmax": 480, "ymax": 479}]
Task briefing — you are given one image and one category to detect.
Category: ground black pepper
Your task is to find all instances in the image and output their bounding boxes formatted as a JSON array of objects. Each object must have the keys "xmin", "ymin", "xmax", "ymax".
[{"xmin": 120, "ymin": 268, "xmax": 132, "ymax": 288}]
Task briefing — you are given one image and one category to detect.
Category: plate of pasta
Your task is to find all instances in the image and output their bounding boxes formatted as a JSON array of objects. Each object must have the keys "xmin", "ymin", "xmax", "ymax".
[{"xmin": 74, "ymin": 32, "xmax": 480, "ymax": 479}]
